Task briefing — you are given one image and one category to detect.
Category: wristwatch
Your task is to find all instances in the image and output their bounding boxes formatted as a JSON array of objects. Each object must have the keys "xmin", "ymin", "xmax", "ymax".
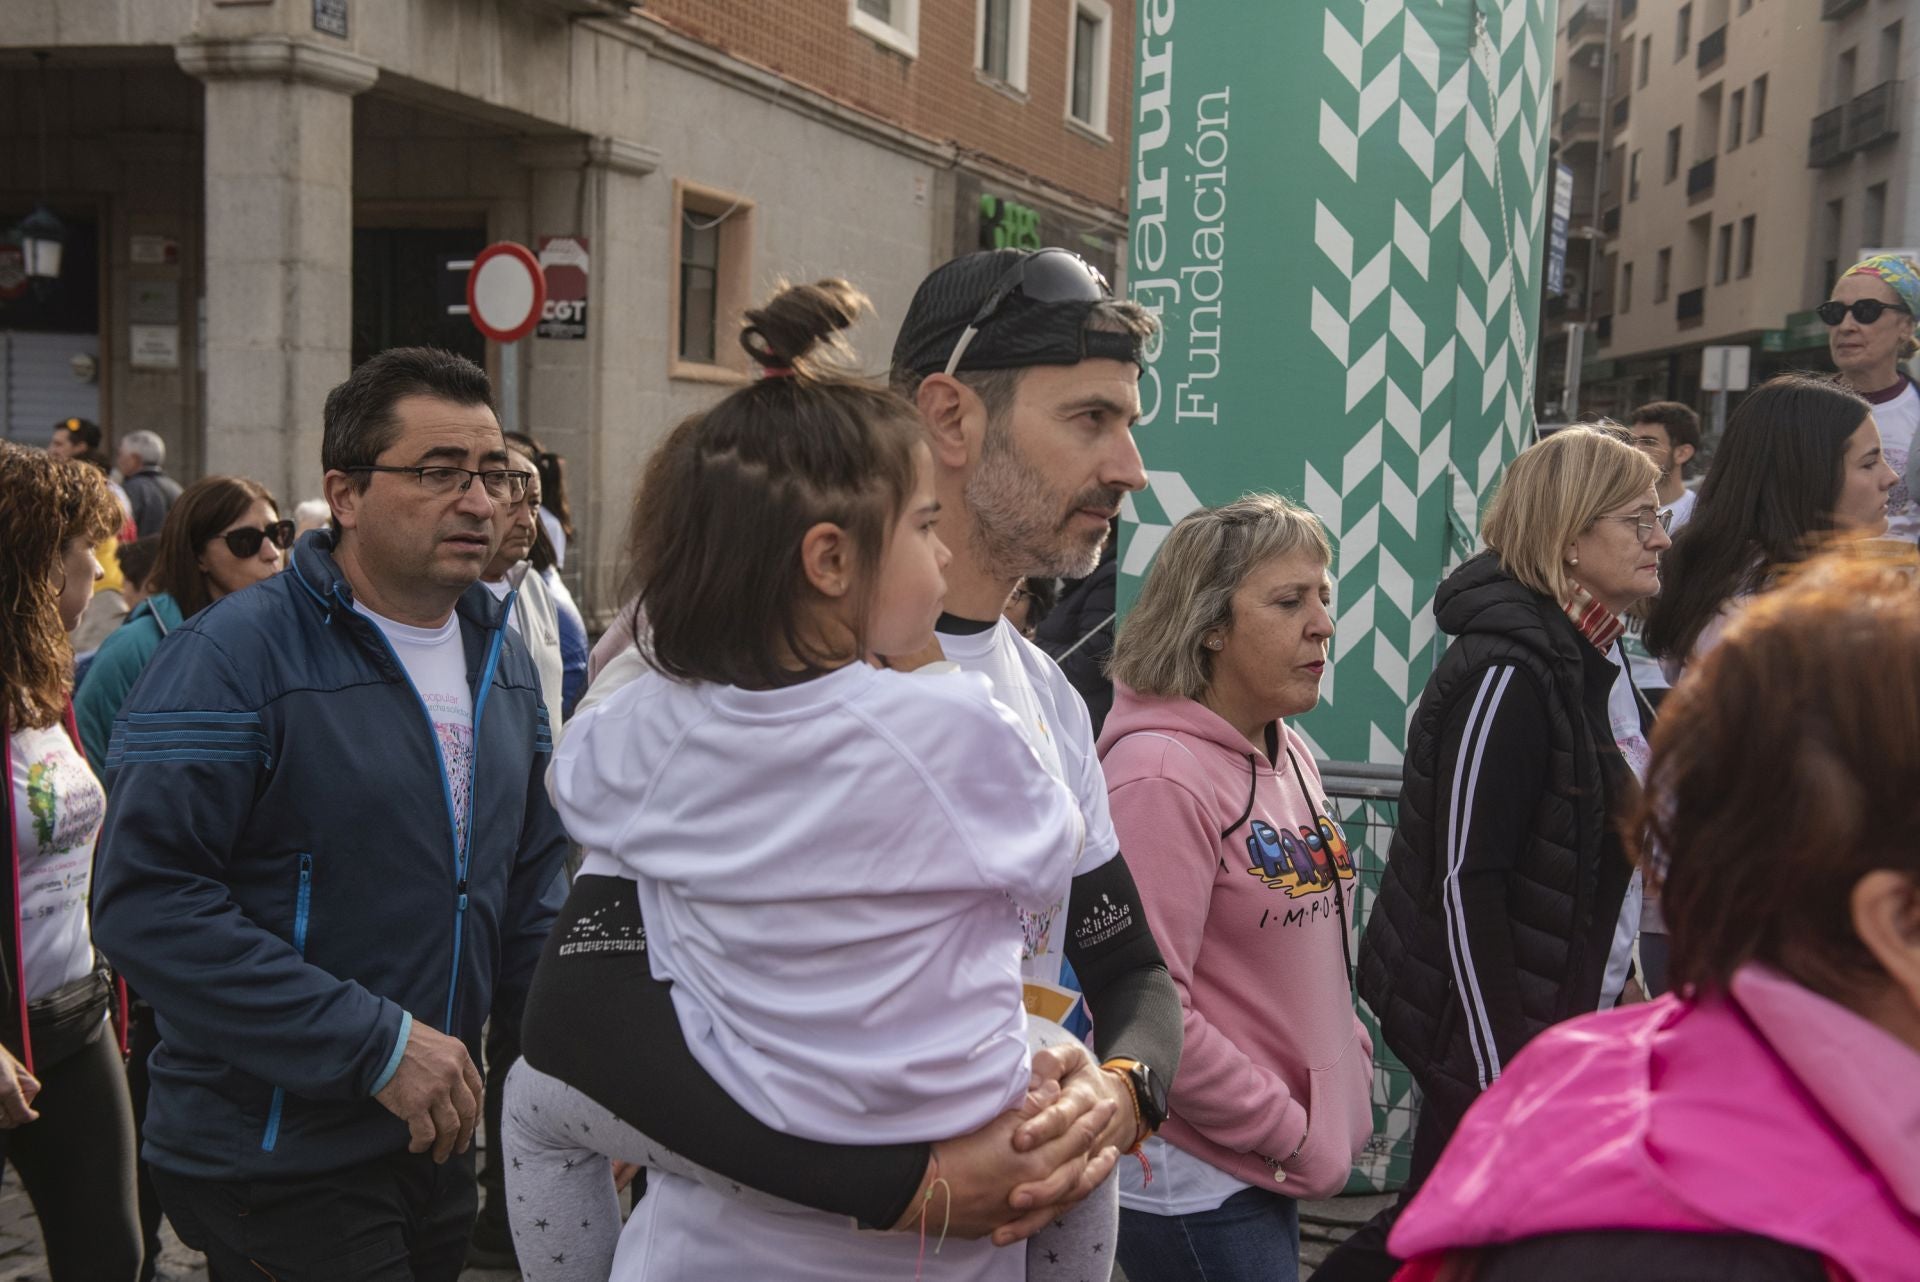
[{"xmin": 1101, "ymin": 1057, "xmax": 1169, "ymax": 1145}]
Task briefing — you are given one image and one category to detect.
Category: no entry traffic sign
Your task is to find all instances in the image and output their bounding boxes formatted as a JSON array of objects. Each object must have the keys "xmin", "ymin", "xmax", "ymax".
[{"xmin": 466, "ymin": 242, "xmax": 546, "ymax": 343}]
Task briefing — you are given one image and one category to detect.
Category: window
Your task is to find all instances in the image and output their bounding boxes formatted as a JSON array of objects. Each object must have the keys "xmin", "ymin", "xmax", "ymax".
[
  {"xmin": 1065, "ymin": 0, "xmax": 1112, "ymax": 135},
  {"xmin": 1737, "ymin": 215, "xmax": 1756, "ymax": 279},
  {"xmin": 1629, "ymin": 149, "xmax": 1642, "ymax": 200},
  {"xmin": 1823, "ymin": 199, "xmax": 1846, "ymax": 292},
  {"xmin": 850, "ymin": 0, "xmax": 918, "ymax": 58},
  {"xmin": 1715, "ymin": 223, "xmax": 1733, "ymax": 284},
  {"xmin": 1621, "ymin": 261, "xmax": 1634, "ymax": 314},
  {"xmin": 1639, "ymin": 35, "xmax": 1652, "ymax": 87},
  {"xmin": 1665, "ymin": 126, "xmax": 1682, "ymax": 182},
  {"xmin": 1837, "ymin": 47, "xmax": 1858, "ymax": 105},
  {"xmin": 1676, "ymin": 3, "xmax": 1692, "ymax": 59},
  {"xmin": 1728, "ymin": 87, "xmax": 1745, "ymax": 148},
  {"xmin": 1864, "ymin": 183, "xmax": 1888, "ymax": 250},
  {"xmin": 978, "ymin": 0, "xmax": 1030, "ymax": 91},
  {"xmin": 1750, "ymin": 74, "xmax": 1767, "ymax": 137},
  {"xmin": 1882, "ymin": 22, "xmax": 1904, "ymax": 84},
  {"xmin": 1655, "ymin": 247, "xmax": 1672, "ymax": 303},
  {"xmin": 671, "ymin": 180, "xmax": 757, "ymax": 380}
]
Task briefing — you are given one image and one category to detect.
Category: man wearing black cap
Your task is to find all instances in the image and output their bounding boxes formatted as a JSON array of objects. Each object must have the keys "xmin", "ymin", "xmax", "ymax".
[{"xmin": 543, "ymin": 250, "xmax": 1185, "ymax": 1254}]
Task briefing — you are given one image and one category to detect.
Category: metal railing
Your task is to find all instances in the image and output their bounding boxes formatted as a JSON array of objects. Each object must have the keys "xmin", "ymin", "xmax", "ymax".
[
  {"xmin": 1566, "ymin": 3, "xmax": 1597, "ymax": 43},
  {"xmin": 1560, "ymin": 101, "xmax": 1603, "ymax": 140},
  {"xmin": 1686, "ymin": 155, "xmax": 1716, "ymax": 198},
  {"xmin": 1320, "ymin": 760, "xmax": 1416, "ymax": 1195},
  {"xmin": 1809, "ymin": 104, "xmax": 1849, "ymax": 166},
  {"xmin": 1843, "ymin": 79, "xmax": 1903, "ymax": 151},
  {"xmin": 1696, "ymin": 25, "xmax": 1726, "ymax": 70}
]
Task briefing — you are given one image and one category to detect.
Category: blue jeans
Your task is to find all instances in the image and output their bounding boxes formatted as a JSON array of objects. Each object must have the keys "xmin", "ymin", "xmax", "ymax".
[{"xmin": 1118, "ymin": 1187, "xmax": 1301, "ymax": 1282}]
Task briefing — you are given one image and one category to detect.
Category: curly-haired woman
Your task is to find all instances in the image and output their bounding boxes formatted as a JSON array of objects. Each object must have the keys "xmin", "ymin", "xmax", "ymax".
[{"xmin": 0, "ymin": 442, "xmax": 142, "ymax": 1280}]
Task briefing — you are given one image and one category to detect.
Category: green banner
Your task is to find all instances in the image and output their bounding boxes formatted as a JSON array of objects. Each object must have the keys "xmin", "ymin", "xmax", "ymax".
[{"xmin": 1124, "ymin": 0, "xmax": 1557, "ymax": 766}]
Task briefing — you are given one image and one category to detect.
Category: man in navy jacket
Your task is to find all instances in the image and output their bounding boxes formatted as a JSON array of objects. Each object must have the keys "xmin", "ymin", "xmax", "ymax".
[{"xmin": 93, "ymin": 348, "xmax": 570, "ymax": 1281}]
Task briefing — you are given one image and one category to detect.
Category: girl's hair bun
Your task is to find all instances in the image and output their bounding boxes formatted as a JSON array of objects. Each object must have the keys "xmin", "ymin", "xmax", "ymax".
[{"xmin": 740, "ymin": 279, "xmax": 871, "ymax": 378}]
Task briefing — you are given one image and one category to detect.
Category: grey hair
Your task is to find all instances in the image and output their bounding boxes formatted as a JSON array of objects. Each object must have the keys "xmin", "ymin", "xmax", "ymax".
[
  {"xmin": 1109, "ymin": 493, "xmax": 1334, "ymax": 701},
  {"xmin": 120, "ymin": 429, "xmax": 165, "ymax": 468}
]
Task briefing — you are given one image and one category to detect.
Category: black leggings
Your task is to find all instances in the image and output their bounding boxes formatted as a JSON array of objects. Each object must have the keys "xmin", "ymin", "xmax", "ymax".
[{"xmin": 0, "ymin": 1027, "xmax": 142, "ymax": 1281}]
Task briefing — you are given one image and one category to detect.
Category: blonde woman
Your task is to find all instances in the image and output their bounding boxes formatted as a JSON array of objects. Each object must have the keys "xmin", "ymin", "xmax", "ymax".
[
  {"xmin": 1322, "ymin": 427, "xmax": 1672, "ymax": 1282},
  {"xmin": 1099, "ymin": 494, "xmax": 1373, "ymax": 1282}
]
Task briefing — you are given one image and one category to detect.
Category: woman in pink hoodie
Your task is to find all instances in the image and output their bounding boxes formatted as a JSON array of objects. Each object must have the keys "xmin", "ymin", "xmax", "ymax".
[
  {"xmin": 1388, "ymin": 554, "xmax": 1920, "ymax": 1282},
  {"xmin": 1100, "ymin": 494, "xmax": 1373, "ymax": 1282}
]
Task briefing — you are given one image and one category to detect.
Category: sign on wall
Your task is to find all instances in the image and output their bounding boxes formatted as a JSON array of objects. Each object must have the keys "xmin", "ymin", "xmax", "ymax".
[{"xmin": 536, "ymin": 236, "xmax": 590, "ymax": 341}]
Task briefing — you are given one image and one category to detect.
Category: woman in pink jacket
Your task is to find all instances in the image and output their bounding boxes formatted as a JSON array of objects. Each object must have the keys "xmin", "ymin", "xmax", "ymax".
[
  {"xmin": 1100, "ymin": 494, "xmax": 1373, "ymax": 1282},
  {"xmin": 1388, "ymin": 553, "xmax": 1920, "ymax": 1282}
]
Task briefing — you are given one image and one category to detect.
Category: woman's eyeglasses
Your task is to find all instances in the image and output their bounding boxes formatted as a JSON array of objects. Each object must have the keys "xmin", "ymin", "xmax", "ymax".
[
  {"xmin": 1817, "ymin": 299, "xmax": 1914, "ymax": 327},
  {"xmin": 216, "ymin": 520, "xmax": 296, "ymax": 558},
  {"xmin": 1597, "ymin": 507, "xmax": 1674, "ymax": 542}
]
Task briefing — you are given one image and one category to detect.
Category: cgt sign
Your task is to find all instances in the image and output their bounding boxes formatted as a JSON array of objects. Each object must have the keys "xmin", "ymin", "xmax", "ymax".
[{"xmin": 537, "ymin": 236, "xmax": 590, "ymax": 340}]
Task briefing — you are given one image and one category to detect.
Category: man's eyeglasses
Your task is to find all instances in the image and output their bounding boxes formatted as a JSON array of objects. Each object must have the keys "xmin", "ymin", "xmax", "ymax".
[
  {"xmin": 1817, "ymin": 299, "xmax": 1914, "ymax": 327},
  {"xmin": 944, "ymin": 249, "xmax": 1112, "ymax": 376},
  {"xmin": 345, "ymin": 465, "xmax": 532, "ymax": 502},
  {"xmin": 1597, "ymin": 507, "xmax": 1674, "ymax": 541},
  {"xmin": 216, "ymin": 520, "xmax": 296, "ymax": 558}
]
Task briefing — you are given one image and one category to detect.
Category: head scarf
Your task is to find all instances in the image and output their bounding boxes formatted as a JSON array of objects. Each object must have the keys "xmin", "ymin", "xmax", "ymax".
[{"xmin": 1841, "ymin": 254, "xmax": 1920, "ymax": 346}]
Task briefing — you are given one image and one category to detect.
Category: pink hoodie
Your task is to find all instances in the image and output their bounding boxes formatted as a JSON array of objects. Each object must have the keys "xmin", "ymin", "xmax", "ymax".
[
  {"xmin": 1098, "ymin": 683, "xmax": 1373, "ymax": 1198},
  {"xmin": 1390, "ymin": 965, "xmax": 1920, "ymax": 1281}
]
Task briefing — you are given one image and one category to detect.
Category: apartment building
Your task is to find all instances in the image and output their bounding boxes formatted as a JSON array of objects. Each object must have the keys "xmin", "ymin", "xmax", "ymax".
[
  {"xmin": 1540, "ymin": 0, "xmax": 1914, "ymax": 426},
  {"xmin": 2, "ymin": 0, "xmax": 1132, "ymax": 619}
]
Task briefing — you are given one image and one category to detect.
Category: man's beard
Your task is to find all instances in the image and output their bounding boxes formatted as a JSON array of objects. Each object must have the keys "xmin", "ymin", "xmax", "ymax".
[{"xmin": 964, "ymin": 424, "xmax": 1117, "ymax": 580}]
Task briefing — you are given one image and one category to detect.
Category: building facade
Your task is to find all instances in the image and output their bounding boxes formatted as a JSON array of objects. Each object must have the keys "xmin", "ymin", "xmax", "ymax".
[
  {"xmin": 1, "ymin": 0, "xmax": 1133, "ymax": 617},
  {"xmin": 1538, "ymin": 0, "xmax": 1914, "ymax": 428}
]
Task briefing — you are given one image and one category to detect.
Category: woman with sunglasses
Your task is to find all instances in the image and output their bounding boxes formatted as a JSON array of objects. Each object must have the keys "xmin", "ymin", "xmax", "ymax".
[
  {"xmin": 74, "ymin": 476, "xmax": 288, "ymax": 774},
  {"xmin": 1323, "ymin": 427, "xmax": 1671, "ymax": 1282},
  {"xmin": 1825, "ymin": 253, "xmax": 1920, "ymax": 543},
  {"xmin": 1644, "ymin": 375, "xmax": 1898, "ymax": 683},
  {"xmin": 1098, "ymin": 495, "xmax": 1372, "ymax": 1282}
]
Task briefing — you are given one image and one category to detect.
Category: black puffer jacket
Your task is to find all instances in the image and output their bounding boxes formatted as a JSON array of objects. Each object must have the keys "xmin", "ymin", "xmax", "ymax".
[{"xmin": 1358, "ymin": 552, "xmax": 1640, "ymax": 1130}]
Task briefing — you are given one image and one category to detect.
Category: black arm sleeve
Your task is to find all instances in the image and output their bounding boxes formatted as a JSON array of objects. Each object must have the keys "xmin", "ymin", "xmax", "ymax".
[
  {"xmin": 520, "ymin": 875, "xmax": 928, "ymax": 1230},
  {"xmin": 1064, "ymin": 853, "xmax": 1183, "ymax": 1081}
]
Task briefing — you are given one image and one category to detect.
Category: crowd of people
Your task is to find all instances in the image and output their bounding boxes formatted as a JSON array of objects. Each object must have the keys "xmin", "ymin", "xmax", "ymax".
[{"xmin": 0, "ymin": 244, "xmax": 1914, "ymax": 1282}]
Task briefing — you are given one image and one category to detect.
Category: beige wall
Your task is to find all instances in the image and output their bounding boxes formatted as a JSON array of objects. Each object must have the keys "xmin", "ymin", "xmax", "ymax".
[{"xmin": 1808, "ymin": 0, "xmax": 1917, "ymax": 300}]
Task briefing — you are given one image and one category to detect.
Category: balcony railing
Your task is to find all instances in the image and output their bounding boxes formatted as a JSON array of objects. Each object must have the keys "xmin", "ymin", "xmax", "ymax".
[
  {"xmin": 1566, "ymin": 3, "xmax": 1598, "ymax": 43},
  {"xmin": 1822, "ymin": 0, "xmax": 1865, "ymax": 18},
  {"xmin": 1808, "ymin": 105, "xmax": 1848, "ymax": 166},
  {"xmin": 1697, "ymin": 25, "xmax": 1726, "ymax": 71},
  {"xmin": 1612, "ymin": 96, "xmax": 1630, "ymax": 127},
  {"xmin": 1687, "ymin": 156, "xmax": 1717, "ymax": 198},
  {"xmin": 1677, "ymin": 288, "xmax": 1706, "ymax": 326},
  {"xmin": 1560, "ymin": 102, "xmax": 1603, "ymax": 140},
  {"xmin": 1601, "ymin": 205, "xmax": 1621, "ymax": 234},
  {"xmin": 1843, "ymin": 80, "xmax": 1903, "ymax": 151}
]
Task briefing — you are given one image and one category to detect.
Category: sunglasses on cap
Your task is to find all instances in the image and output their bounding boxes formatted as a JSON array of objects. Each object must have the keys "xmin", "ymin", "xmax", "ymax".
[
  {"xmin": 214, "ymin": 520, "xmax": 296, "ymax": 558},
  {"xmin": 943, "ymin": 249, "xmax": 1113, "ymax": 376},
  {"xmin": 1817, "ymin": 299, "xmax": 1914, "ymax": 327}
]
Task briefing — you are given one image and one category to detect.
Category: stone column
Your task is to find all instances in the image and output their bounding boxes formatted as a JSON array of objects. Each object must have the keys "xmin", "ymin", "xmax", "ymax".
[
  {"xmin": 177, "ymin": 37, "xmax": 377, "ymax": 504},
  {"xmin": 517, "ymin": 136, "xmax": 662, "ymax": 620}
]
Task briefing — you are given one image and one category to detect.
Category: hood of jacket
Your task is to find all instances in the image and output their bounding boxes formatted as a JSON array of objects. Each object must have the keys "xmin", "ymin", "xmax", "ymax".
[
  {"xmin": 1390, "ymin": 965, "xmax": 1920, "ymax": 1280},
  {"xmin": 1434, "ymin": 552, "xmax": 1586, "ymax": 676},
  {"xmin": 1097, "ymin": 683, "xmax": 1373, "ymax": 1198}
]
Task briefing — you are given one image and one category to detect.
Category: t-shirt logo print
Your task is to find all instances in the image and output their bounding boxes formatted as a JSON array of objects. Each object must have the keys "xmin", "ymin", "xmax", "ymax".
[{"xmin": 1244, "ymin": 817, "xmax": 1355, "ymax": 899}]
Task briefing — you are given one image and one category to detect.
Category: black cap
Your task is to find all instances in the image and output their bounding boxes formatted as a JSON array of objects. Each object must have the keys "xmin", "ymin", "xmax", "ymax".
[{"xmin": 890, "ymin": 249, "xmax": 1141, "ymax": 378}]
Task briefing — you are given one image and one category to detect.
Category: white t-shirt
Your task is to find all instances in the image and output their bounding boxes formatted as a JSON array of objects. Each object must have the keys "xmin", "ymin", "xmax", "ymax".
[
  {"xmin": 9, "ymin": 724, "xmax": 105, "ymax": 1000},
  {"xmin": 559, "ymin": 661, "xmax": 1083, "ymax": 1144},
  {"xmin": 539, "ymin": 507, "xmax": 568, "ymax": 569},
  {"xmin": 1600, "ymin": 641, "xmax": 1651, "ymax": 1009},
  {"xmin": 1623, "ymin": 486, "xmax": 1697, "ymax": 693},
  {"xmin": 935, "ymin": 617, "xmax": 1121, "ymax": 1022},
  {"xmin": 354, "ymin": 602, "xmax": 474, "ymax": 852},
  {"xmin": 1869, "ymin": 377, "xmax": 1920, "ymax": 543}
]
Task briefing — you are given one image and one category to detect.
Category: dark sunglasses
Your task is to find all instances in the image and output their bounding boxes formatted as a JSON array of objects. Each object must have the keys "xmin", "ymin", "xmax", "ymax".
[
  {"xmin": 215, "ymin": 520, "xmax": 295, "ymax": 558},
  {"xmin": 1817, "ymin": 299, "xmax": 1913, "ymax": 327},
  {"xmin": 943, "ymin": 248, "xmax": 1113, "ymax": 375}
]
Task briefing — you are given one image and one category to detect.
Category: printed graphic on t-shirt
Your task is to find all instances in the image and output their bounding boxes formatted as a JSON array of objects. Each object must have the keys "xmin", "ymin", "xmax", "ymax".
[
  {"xmin": 424, "ymin": 691, "xmax": 475, "ymax": 853},
  {"xmin": 22, "ymin": 751, "xmax": 103, "ymax": 928},
  {"xmin": 1243, "ymin": 814, "xmax": 1356, "ymax": 901},
  {"xmin": 1885, "ymin": 436, "xmax": 1915, "ymax": 539}
]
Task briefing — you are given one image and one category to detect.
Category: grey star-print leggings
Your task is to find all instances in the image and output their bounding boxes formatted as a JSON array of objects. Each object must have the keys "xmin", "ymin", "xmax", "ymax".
[{"xmin": 501, "ymin": 1019, "xmax": 1118, "ymax": 1280}]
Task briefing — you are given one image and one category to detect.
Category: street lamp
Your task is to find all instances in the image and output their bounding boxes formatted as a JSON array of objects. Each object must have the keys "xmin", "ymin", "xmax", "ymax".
[{"xmin": 16, "ymin": 204, "xmax": 64, "ymax": 283}]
